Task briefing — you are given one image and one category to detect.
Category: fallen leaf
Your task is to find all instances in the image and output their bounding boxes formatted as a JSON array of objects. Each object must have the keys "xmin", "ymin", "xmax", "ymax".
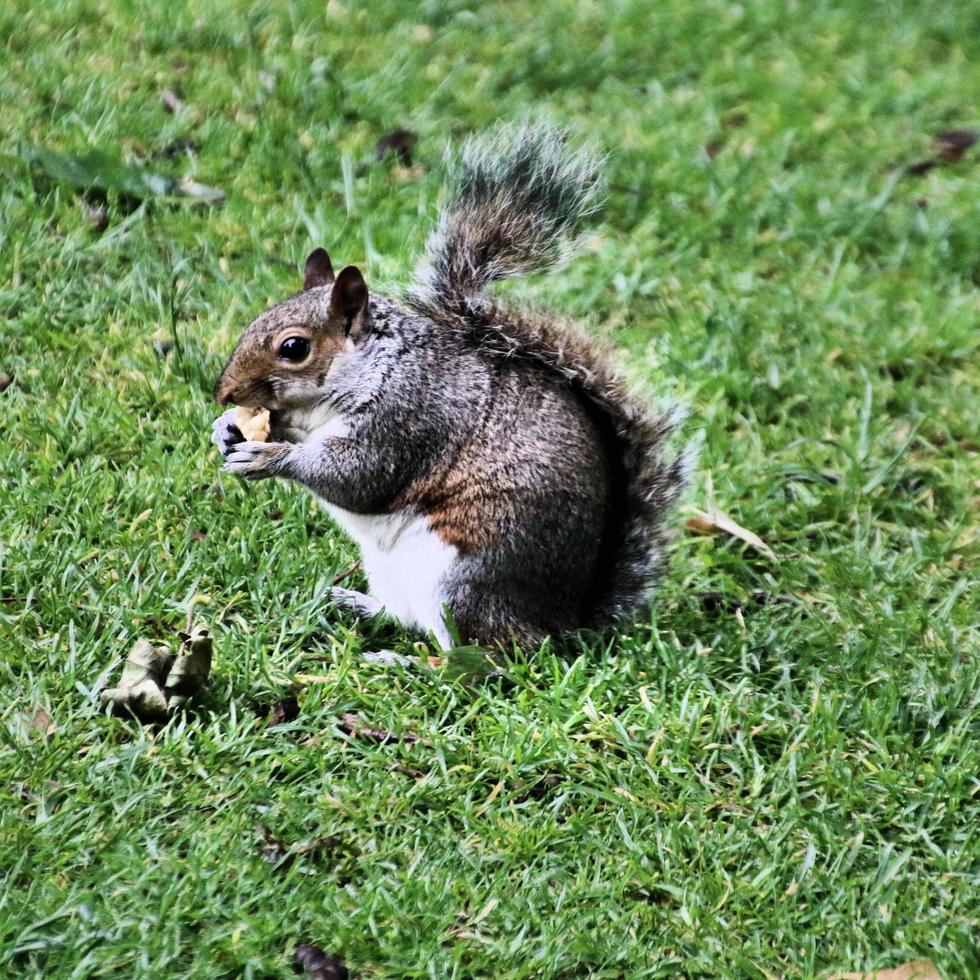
[
  {"xmin": 906, "ymin": 128, "xmax": 977, "ymax": 178},
  {"xmin": 100, "ymin": 638, "xmax": 173, "ymax": 723},
  {"xmin": 0, "ymin": 375, "xmax": 13, "ymax": 393},
  {"xmin": 375, "ymin": 128, "xmax": 417, "ymax": 165},
  {"xmin": 933, "ymin": 128, "xmax": 977, "ymax": 162},
  {"xmin": 99, "ymin": 622, "xmax": 213, "ymax": 723},
  {"xmin": 163, "ymin": 624, "xmax": 213, "ymax": 711},
  {"xmin": 826, "ymin": 957, "xmax": 941, "ymax": 980},
  {"xmin": 390, "ymin": 762, "xmax": 426, "ymax": 778},
  {"xmin": 293, "ymin": 943, "xmax": 349, "ymax": 979},
  {"xmin": 267, "ymin": 696, "xmax": 300, "ymax": 727},
  {"xmin": 18, "ymin": 706, "xmax": 57, "ymax": 738},
  {"xmin": 686, "ymin": 506, "xmax": 777, "ymax": 560},
  {"xmin": 722, "ymin": 108, "xmax": 749, "ymax": 130},
  {"xmin": 337, "ymin": 712, "xmax": 419, "ymax": 744}
]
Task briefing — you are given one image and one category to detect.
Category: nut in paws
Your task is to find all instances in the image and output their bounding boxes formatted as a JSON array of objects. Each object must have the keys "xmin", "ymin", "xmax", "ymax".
[{"xmin": 222, "ymin": 441, "xmax": 289, "ymax": 480}]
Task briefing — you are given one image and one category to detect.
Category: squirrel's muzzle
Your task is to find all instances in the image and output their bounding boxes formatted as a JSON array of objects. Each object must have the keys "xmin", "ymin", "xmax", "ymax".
[{"xmin": 214, "ymin": 376, "xmax": 236, "ymax": 405}]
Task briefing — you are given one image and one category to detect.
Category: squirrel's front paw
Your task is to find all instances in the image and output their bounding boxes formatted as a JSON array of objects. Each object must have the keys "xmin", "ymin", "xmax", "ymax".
[
  {"xmin": 212, "ymin": 410, "xmax": 245, "ymax": 458},
  {"xmin": 222, "ymin": 441, "xmax": 291, "ymax": 481}
]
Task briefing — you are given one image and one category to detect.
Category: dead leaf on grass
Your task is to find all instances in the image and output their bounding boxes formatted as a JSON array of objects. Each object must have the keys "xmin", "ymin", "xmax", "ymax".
[
  {"xmin": 686, "ymin": 506, "xmax": 777, "ymax": 560},
  {"xmin": 293, "ymin": 943, "xmax": 349, "ymax": 979},
  {"xmin": 907, "ymin": 127, "xmax": 977, "ymax": 177},
  {"xmin": 933, "ymin": 128, "xmax": 977, "ymax": 162},
  {"xmin": 337, "ymin": 712, "xmax": 419, "ymax": 744},
  {"xmin": 99, "ymin": 622, "xmax": 213, "ymax": 723},
  {"xmin": 15, "ymin": 706, "xmax": 57, "ymax": 738},
  {"xmin": 826, "ymin": 957, "xmax": 941, "ymax": 980},
  {"xmin": 390, "ymin": 762, "xmax": 426, "ymax": 779},
  {"xmin": 375, "ymin": 128, "xmax": 417, "ymax": 165},
  {"xmin": 267, "ymin": 696, "xmax": 300, "ymax": 727},
  {"xmin": 0, "ymin": 374, "xmax": 13, "ymax": 393}
]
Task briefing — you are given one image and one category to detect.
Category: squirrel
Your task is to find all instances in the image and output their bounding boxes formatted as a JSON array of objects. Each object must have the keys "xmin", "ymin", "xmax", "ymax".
[{"xmin": 212, "ymin": 124, "xmax": 689, "ymax": 653}]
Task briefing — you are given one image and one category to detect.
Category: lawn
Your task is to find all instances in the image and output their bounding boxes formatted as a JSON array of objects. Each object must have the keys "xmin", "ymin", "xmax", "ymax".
[{"xmin": 1, "ymin": 0, "xmax": 978, "ymax": 976}]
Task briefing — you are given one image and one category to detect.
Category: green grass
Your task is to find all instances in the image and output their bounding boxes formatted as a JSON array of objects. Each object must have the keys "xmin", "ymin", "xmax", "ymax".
[{"xmin": 2, "ymin": 0, "xmax": 978, "ymax": 976}]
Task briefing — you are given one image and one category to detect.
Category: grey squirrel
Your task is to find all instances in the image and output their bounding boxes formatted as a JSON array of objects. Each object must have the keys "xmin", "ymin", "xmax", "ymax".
[{"xmin": 212, "ymin": 125, "xmax": 688, "ymax": 651}]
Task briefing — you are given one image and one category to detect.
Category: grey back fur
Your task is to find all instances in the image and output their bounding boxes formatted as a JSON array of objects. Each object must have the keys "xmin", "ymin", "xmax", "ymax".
[{"xmin": 408, "ymin": 123, "xmax": 689, "ymax": 627}]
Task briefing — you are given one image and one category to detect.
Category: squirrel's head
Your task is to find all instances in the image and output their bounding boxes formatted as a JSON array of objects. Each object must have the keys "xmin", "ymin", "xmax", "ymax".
[{"xmin": 214, "ymin": 248, "xmax": 369, "ymax": 409}]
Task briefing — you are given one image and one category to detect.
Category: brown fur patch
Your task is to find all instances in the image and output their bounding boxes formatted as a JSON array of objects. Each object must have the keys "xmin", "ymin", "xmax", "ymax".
[{"xmin": 392, "ymin": 446, "xmax": 498, "ymax": 553}]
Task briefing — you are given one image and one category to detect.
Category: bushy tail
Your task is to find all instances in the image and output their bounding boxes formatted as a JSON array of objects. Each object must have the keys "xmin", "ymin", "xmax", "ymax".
[
  {"xmin": 409, "ymin": 123, "xmax": 602, "ymax": 318},
  {"xmin": 409, "ymin": 123, "xmax": 689, "ymax": 628}
]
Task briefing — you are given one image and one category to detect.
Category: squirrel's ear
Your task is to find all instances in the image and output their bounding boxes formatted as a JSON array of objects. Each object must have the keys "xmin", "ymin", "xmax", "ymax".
[
  {"xmin": 329, "ymin": 266, "xmax": 369, "ymax": 336},
  {"xmin": 303, "ymin": 248, "xmax": 335, "ymax": 290}
]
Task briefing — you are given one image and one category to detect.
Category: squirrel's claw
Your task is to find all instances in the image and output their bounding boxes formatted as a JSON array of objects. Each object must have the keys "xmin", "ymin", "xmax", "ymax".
[{"xmin": 222, "ymin": 440, "xmax": 290, "ymax": 481}]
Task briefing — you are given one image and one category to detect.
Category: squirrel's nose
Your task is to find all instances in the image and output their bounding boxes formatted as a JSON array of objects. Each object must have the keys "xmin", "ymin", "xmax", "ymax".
[{"xmin": 214, "ymin": 377, "xmax": 236, "ymax": 405}]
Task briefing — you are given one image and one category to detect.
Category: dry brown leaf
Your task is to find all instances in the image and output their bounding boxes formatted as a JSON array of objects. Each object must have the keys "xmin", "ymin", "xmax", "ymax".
[
  {"xmin": 337, "ymin": 712, "xmax": 419, "ymax": 744},
  {"xmin": 686, "ymin": 506, "xmax": 777, "ymax": 560},
  {"xmin": 827, "ymin": 958, "xmax": 941, "ymax": 980},
  {"xmin": 375, "ymin": 128, "xmax": 417, "ymax": 165},
  {"xmin": 266, "ymin": 696, "xmax": 300, "ymax": 727},
  {"xmin": 933, "ymin": 128, "xmax": 977, "ymax": 162},
  {"xmin": 28, "ymin": 706, "xmax": 56, "ymax": 736},
  {"xmin": 293, "ymin": 943, "xmax": 348, "ymax": 979}
]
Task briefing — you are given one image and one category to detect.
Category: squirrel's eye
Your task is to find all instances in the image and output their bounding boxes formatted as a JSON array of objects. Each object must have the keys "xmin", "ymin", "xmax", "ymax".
[{"xmin": 277, "ymin": 336, "xmax": 310, "ymax": 362}]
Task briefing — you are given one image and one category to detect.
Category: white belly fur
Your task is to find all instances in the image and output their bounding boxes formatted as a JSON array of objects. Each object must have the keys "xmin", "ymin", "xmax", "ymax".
[
  {"xmin": 287, "ymin": 404, "xmax": 457, "ymax": 648},
  {"xmin": 321, "ymin": 504, "xmax": 458, "ymax": 648}
]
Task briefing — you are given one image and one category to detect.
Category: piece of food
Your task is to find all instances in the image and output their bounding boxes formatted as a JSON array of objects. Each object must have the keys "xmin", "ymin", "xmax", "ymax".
[{"xmin": 233, "ymin": 406, "xmax": 271, "ymax": 442}]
